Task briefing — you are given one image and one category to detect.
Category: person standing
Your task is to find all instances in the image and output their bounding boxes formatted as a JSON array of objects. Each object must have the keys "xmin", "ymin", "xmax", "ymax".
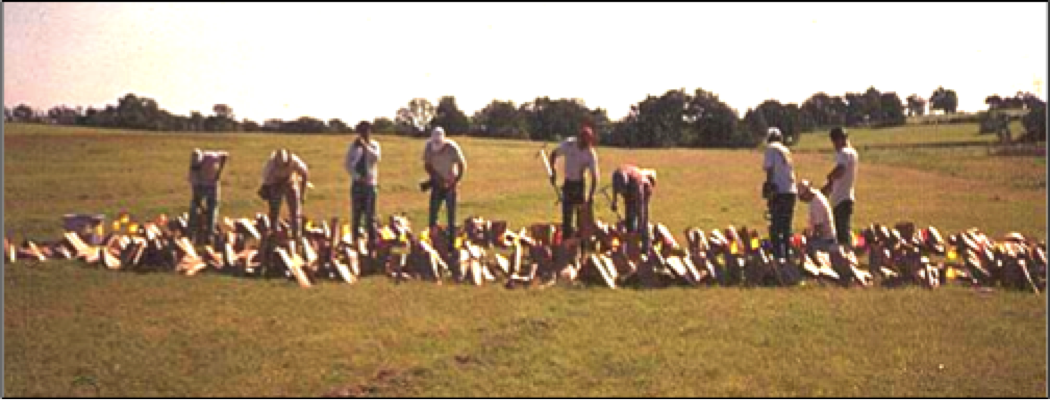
[
  {"xmin": 821, "ymin": 127, "xmax": 859, "ymax": 249},
  {"xmin": 762, "ymin": 127, "xmax": 797, "ymax": 260},
  {"xmin": 344, "ymin": 121, "xmax": 382, "ymax": 246},
  {"xmin": 187, "ymin": 148, "xmax": 228, "ymax": 245},
  {"xmin": 423, "ymin": 126, "xmax": 467, "ymax": 255},
  {"xmin": 610, "ymin": 165, "xmax": 657, "ymax": 254},
  {"xmin": 259, "ymin": 148, "xmax": 310, "ymax": 239},
  {"xmin": 549, "ymin": 124, "xmax": 600, "ymax": 239}
]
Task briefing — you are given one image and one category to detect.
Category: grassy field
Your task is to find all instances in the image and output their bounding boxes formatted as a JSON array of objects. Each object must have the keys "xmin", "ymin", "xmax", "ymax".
[{"xmin": 3, "ymin": 123, "xmax": 1047, "ymax": 397}]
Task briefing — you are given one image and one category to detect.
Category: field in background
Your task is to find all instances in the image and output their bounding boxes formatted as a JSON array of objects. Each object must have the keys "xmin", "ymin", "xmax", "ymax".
[{"xmin": 4, "ymin": 123, "xmax": 1047, "ymax": 397}]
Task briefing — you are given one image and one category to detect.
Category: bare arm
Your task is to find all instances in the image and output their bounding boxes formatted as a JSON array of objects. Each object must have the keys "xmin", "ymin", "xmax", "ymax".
[
  {"xmin": 588, "ymin": 163, "xmax": 599, "ymax": 203},
  {"xmin": 548, "ymin": 149, "xmax": 560, "ymax": 184}
]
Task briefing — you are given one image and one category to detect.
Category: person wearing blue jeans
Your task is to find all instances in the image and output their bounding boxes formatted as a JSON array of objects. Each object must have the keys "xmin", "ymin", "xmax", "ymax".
[
  {"xmin": 344, "ymin": 121, "xmax": 382, "ymax": 247},
  {"xmin": 762, "ymin": 127, "xmax": 797, "ymax": 260},
  {"xmin": 610, "ymin": 165, "xmax": 657, "ymax": 254},
  {"xmin": 423, "ymin": 126, "xmax": 467, "ymax": 264},
  {"xmin": 187, "ymin": 149, "xmax": 228, "ymax": 245}
]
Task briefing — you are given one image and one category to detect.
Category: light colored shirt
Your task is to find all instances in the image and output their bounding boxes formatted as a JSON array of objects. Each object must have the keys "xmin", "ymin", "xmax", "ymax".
[
  {"xmin": 829, "ymin": 146, "xmax": 858, "ymax": 206},
  {"xmin": 344, "ymin": 138, "xmax": 381, "ymax": 186},
  {"xmin": 188, "ymin": 151, "xmax": 227, "ymax": 187},
  {"xmin": 423, "ymin": 140, "xmax": 466, "ymax": 184},
  {"xmin": 556, "ymin": 137, "xmax": 598, "ymax": 182},
  {"xmin": 763, "ymin": 142, "xmax": 796, "ymax": 194},
  {"xmin": 808, "ymin": 191, "xmax": 837, "ymax": 241},
  {"xmin": 262, "ymin": 152, "xmax": 309, "ymax": 186}
]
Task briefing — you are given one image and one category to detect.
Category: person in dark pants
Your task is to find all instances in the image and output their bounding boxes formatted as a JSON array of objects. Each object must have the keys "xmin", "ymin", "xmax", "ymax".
[
  {"xmin": 423, "ymin": 126, "xmax": 467, "ymax": 258},
  {"xmin": 820, "ymin": 127, "xmax": 858, "ymax": 250},
  {"xmin": 762, "ymin": 127, "xmax": 797, "ymax": 260},
  {"xmin": 344, "ymin": 121, "xmax": 382, "ymax": 247},
  {"xmin": 610, "ymin": 165, "xmax": 657, "ymax": 254},
  {"xmin": 187, "ymin": 148, "xmax": 228, "ymax": 245},
  {"xmin": 548, "ymin": 125, "xmax": 599, "ymax": 239}
]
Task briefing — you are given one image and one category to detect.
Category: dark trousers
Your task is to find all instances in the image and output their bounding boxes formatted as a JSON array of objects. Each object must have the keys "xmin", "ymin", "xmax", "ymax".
[
  {"xmin": 428, "ymin": 184, "xmax": 458, "ymax": 254},
  {"xmin": 561, "ymin": 180, "xmax": 586, "ymax": 238},
  {"xmin": 768, "ymin": 193, "xmax": 796, "ymax": 260},
  {"xmin": 834, "ymin": 200, "xmax": 854, "ymax": 249},
  {"xmin": 624, "ymin": 195, "xmax": 651, "ymax": 254},
  {"xmin": 188, "ymin": 184, "xmax": 219, "ymax": 244},
  {"xmin": 351, "ymin": 182, "xmax": 377, "ymax": 245}
]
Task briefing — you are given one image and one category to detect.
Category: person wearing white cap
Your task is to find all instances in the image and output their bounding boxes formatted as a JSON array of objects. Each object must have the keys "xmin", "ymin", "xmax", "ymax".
[
  {"xmin": 259, "ymin": 148, "xmax": 310, "ymax": 239},
  {"xmin": 423, "ymin": 126, "xmax": 467, "ymax": 255},
  {"xmin": 187, "ymin": 148, "xmax": 229, "ymax": 245},
  {"xmin": 762, "ymin": 127, "xmax": 797, "ymax": 260}
]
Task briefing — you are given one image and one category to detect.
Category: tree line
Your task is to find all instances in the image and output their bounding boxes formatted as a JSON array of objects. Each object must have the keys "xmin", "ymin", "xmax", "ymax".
[{"xmin": 5, "ymin": 86, "xmax": 1045, "ymax": 147}]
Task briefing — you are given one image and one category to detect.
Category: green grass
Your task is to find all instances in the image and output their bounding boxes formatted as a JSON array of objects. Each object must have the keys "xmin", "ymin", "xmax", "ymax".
[{"xmin": 4, "ymin": 123, "xmax": 1047, "ymax": 397}]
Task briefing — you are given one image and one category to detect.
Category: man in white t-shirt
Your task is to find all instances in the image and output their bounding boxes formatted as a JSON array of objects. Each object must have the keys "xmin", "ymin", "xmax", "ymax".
[
  {"xmin": 820, "ymin": 127, "xmax": 858, "ymax": 249},
  {"xmin": 549, "ymin": 124, "xmax": 600, "ymax": 239},
  {"xmin": 423, "ymin": 126, "xmax": 467, "ymax": 255},
  {"xmin": 344, "ymin": 121, "xmax": 381, "ymax": 245},
  {"xmin": 762, "ymin": 127, "xmax": 797, "ymax": 260},
  {"xmin": 798, "ymin": 180, "xmax": 837, "ymax": 248}
]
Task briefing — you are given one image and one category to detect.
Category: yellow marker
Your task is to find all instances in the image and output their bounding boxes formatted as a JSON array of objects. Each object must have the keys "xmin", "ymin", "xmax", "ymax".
[
  {"xmin": 112, "ymin": 221, "xmax": 121, "ymax": 232},
  {"xmin": 120, "ymin": 213, "xmax": 130, "ymax": 224},
  {"xmin": 128, "ymin": 222, "xmax": 139, "ymax": 234},
  {"xmin": 95, "ymin": 224, "xmax": 104, "ymax": 236},
  {"xmin": 611, "ymin": 237, "xmax": 620, "ymax": 248},
  {"xmin": 750, "ymin": 237, "xmax": 760, "ymax": 251},
  {"xmin": 380, "ymin": 228, "xmax": 395, "ymax": 241},
  {"xmin": 946, "ymin": 267, "xmax": 957, "ymax": 280},
  {"xmin": 730, "ymin": 241, "xmax": 738, "ymax": 255},
  {"xmin": 305, "ymin": 220, "xmax": 313, "ymax": 230},
  {"xmin": 420, "ymin": 229, "xmax": 430, "ymax": 243},
  {"xmin": 341, "ymin": 224, "xmax": 351, "ymax": 237},
  {"xmin": 947, "ymin": 248, "xmax": 958, "ymax": 261},
  {"xmin": 455, "ymin": 236, "xmax": 463, "ymax": 249}
]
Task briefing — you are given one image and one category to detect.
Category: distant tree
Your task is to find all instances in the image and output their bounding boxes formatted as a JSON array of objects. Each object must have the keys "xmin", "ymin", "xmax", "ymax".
[
  {"xmin": 906, "ymin": 94, "xmax": 927, "ymax": 117},
  {"xmin": 843, "ymin": 92, "xmax": 867, "ymax": 126},
  {"xmin": 519, "ymin": 97, "xmax": 593, "ymax": 141},
  {"xmin": 263, "ymin": 119, "xmax": 284, "ymax": 132},
  {"xmin": 630, "ymin": 89, "xmax": 691, "ymax": 148},
  {"xmin": 1021, "ymin": 97, "xmax": 1047, "ymax": 142},
  {"xmin": 930, "ymin": 86, "xmax": 959, "ymax": 114},
  {"xmin": 189, "ymin": 111, "xmax": 204, "ymax": 131},
  {"xmin": 395, "ymin": 98, "xmax": 435, "ymax": 135},
  {"xmin": 687, "ymin": 88, "xmax": 741, "ymax": 147},
  {"xmin": 755, "ymin": 100, "xmax": 803, "ymax": 145},
  {"xmin": 213, "ymin": 104, "xmax": 234, "ymax": 120},
  {"xmin": 328, "ymin": 118, "xmax": 349, "ymax": 133},
  {"xmin": 742, "ymin": 107, "xmax": 770, "ymax": 145},
  {"xmin": 242, "ymin": 119, "xmax": 261, "ymax": 132},
  {"xmin": 472, "ymin": 99, "xmax": 528, "ymax": 139},
  {"xmin": 431, "ymin": 96, "xmax": 471, "ymax": 135},
  {"xmin": 878, "ymin": 92, "xmax": 907, "ymax": 127},
  {"xmin": 13, "ymin": 104, "xmax": 35, "ymax": 122},
  {"xmin": 3, "ymin": 106, "xmax": 11, "ymax": 122},
  {"xmin": 372, "ymin": 117, "xmax": 395, "ymax": 134},
  {"xmin": 801, "ymin": 92, "xmax": 833, "ymax": 128},
  {"xmin": 47, "ymin": 105, "xmax": 81, "ymax": 125}
]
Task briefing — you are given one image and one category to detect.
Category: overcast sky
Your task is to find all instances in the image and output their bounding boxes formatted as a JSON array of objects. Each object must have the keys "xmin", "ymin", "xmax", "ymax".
[{"xmin": 4, "ymin": 2, "xmax": 1047, "ymax": 124}]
